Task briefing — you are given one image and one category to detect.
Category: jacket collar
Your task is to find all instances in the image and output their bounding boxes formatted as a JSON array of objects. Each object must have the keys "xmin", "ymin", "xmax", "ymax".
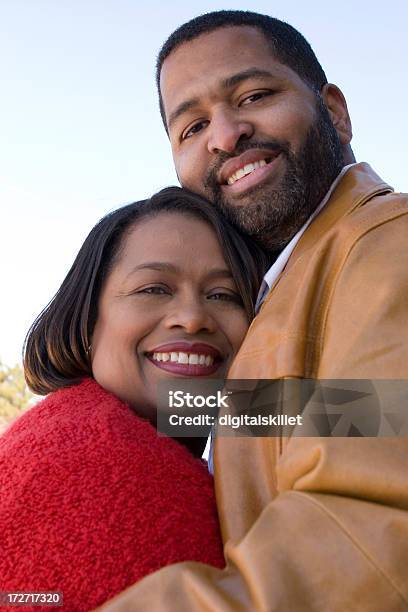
[{"xmin": 286, "ymin": 162, "xmax": 393, "ymax": 273}]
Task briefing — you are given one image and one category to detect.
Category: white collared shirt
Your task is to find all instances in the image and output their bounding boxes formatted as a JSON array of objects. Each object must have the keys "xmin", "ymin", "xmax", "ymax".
[{"xmin": 255, "ymin": 164, "xmax": 355, "ymax": 313}]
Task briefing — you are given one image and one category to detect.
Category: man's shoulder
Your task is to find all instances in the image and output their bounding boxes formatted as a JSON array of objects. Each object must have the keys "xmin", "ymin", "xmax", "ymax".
[
  {"xmin": 350, "ymin": 187, "xmax": 408, "ymax": 222},
  {"xmin": 326, "ymin": 188, "xmax": 408, "ymax": 249},
  {"xmin": 292, "ymin": 187, "xmax": 408, "ymax": 275}
]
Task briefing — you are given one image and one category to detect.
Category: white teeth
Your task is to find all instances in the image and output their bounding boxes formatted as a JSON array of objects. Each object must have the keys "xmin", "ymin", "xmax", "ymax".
[
  {"xmin": 227, "ymin": 159, "xmax": 268, "ymax": 185},
  {"xmin": 151, "ymin": 352, "xmax": 215, "ymax": 366}
]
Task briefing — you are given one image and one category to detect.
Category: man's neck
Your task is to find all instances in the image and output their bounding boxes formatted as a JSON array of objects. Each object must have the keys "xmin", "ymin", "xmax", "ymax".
[
  {"xmin": 267, "ymin": 163, "xmax": 353, "ymax": 256},
  {"xmin": 256, "ymin": 163, "xmax": 356, "ymax": 312}
]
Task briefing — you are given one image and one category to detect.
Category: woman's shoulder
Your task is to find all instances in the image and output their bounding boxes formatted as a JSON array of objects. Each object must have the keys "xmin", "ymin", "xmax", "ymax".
[
  {"xmin": 0, "ymin": 375, "xmax": 216, "ymax": 532},
  {"xmin": 2, "ymin": 378, "xmax": 156, "ymax": 449},
  {"xmin": 0, "ymin": 378, "xmax": 129, "ymax": 454},
  {"xmin": 0, "ymin": 376, "xmax": 210, "ymax": 481},
  {"xmin": 0, "ymin": 385, "xmax": 223, "ymax": 611}
]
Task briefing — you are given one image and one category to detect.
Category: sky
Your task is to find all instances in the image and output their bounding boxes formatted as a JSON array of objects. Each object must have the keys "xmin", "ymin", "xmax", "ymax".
[{"xmin": 1, "ymin": 0, "xmax": 407, "ymax": 366}]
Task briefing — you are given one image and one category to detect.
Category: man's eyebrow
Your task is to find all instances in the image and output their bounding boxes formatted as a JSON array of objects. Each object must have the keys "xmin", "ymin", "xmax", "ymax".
[
  {"xmin": 168, "ymin": 98, "xmax": 199, "ymax": 130},
  {"xmin": 221, "ymin": 68, "xmax": 275, "ymax": 90},
  {"xmin": 167, "ymin": 68, "xmax": 274, "ymax": 130}
]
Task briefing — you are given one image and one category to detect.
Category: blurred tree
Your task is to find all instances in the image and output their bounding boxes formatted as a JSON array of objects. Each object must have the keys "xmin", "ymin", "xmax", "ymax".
[{"xmin": 0, "ymin": 360, "xmax": 34, "ymax": 432}]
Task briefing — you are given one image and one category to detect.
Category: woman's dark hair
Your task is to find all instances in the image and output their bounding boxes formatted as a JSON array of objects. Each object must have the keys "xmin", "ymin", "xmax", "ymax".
[{"xmin": 24, "ymin": 186, "xmax": 270, "ymax": 395}]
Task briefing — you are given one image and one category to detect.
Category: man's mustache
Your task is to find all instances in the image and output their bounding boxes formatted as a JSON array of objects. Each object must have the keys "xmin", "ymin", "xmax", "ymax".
[{"xmin": 204, "ymin": 140, "xmax": 291, "ymax": 190}]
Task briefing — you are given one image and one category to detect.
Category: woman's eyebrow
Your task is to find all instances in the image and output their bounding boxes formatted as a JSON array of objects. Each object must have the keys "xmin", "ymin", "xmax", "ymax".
[
  {"xmin": 205, "ymin": 268, "xmax": 234, "ymax": 281},
  {"xmin": 125, "ymin": 263, "xmax": 233, "ymax": 280},
  {"xmin": 125, "ymin": 262, "xmax": 178, "ymax": 278}
]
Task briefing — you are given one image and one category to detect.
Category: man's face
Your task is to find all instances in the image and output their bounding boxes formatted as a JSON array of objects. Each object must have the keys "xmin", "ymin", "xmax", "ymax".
[{"xmin": 160, "ymin": 26, "xmax": 344, "ymax": 249}]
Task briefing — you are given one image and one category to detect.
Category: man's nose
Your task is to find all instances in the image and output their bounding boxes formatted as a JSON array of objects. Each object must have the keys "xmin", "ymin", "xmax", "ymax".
[
  {"xmin": 207, "ymin": 109, "xmax": 254, "ymax": 154},
  {"xmin": 164, "ymin": 298, "xmax": 217, "ymax": 335}
]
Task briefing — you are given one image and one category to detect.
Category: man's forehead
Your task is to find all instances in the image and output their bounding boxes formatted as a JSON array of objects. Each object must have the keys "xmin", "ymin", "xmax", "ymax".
[
  {"xmin": 161, "ymin": 25, "xmax": 274, "ymax": 82},
  {"xmin": 160, "ymin": 26, "xmax": 284, "ymax": 117}
]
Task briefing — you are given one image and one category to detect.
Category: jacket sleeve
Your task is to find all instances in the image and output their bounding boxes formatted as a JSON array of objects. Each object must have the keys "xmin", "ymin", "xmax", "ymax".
[
  {"xmin": 96, "ymin": 436, "xmax": 408, "ymax": 612},
  {"xmin": 96, "ymin": 215, "xmax": 408, "ymax": 611}
]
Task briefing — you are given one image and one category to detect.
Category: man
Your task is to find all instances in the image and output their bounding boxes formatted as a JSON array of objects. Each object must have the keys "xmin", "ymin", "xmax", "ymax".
[{"xmin": 99, "ymin": 11, "xmax": 408, "ymax": 611}]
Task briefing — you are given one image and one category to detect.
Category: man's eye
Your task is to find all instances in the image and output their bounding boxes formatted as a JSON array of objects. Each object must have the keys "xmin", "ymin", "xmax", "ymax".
[
  {"xmin": 182, "ymin": 120, "xmax": 209, "ymax": 140},
  {"xmin": 240, "ymin": 91, "xmax": 272, "ymax": 106}
]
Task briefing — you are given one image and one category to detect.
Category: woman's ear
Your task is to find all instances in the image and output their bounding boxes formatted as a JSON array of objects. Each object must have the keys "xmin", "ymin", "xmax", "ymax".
[{"xmin": 321, "ymin": 83, "xmax": 353, "ymax": 146}]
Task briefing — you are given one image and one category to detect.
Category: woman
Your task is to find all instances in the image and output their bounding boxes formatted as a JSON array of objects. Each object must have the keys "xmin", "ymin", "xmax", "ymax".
[{"xmin": 0, "ymin": 187, "xmax": 269, "ymax": 611}]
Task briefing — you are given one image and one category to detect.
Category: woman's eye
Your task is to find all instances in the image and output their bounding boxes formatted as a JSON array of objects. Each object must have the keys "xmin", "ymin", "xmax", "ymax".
[
  {"xmin": 207, "ymin": 292, "xmax": 243, "ymax": 305},
  {"xmin": 137, "ymin": 286, "xmax": 169, "ymax": 295},
  {"xmin": 182, "ymin": 120, "xmax": 209, "ymax": 140},
  {"xmin": 240, "ymin": 91, "xmax": 271, "ymax": 106}
]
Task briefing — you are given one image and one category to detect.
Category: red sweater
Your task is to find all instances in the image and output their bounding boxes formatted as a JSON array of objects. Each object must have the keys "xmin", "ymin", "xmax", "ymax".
[{"xmin": 0, "ymin": 378, "xmax": 224, "ymax": 611}]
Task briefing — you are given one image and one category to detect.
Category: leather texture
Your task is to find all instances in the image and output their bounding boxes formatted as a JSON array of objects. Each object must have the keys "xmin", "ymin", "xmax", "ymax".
[{"xmin": 96, "ymin": 164, "xmax": 408, "ymax": 611}]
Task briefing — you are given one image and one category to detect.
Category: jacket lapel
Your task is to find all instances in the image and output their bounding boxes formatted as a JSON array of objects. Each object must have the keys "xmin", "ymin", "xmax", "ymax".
[{"xmin": 285, "ymin": 163, "xmax": 392, "ymax": 276}]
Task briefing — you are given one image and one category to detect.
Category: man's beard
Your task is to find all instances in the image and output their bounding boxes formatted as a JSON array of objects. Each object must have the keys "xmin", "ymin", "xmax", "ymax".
[{"xmin": 203, "ymin": 96, "xmax": 345, "ymax": 251}]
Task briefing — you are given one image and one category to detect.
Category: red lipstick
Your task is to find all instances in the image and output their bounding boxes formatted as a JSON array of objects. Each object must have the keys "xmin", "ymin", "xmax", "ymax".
[{"xmin": 146, "ymin": 342, "xmax": 223, "ymax": 377}]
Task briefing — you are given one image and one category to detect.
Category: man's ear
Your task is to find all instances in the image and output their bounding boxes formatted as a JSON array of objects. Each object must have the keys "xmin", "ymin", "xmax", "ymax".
[{"xmin": 321, "ymin": 83, "xmax": 353, "ymax": 146}]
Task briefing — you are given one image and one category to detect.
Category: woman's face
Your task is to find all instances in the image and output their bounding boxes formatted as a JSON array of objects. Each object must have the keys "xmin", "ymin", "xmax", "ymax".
[{"xmin": 91, "ymin": 212, "xmax": 249, "ymax": 421}]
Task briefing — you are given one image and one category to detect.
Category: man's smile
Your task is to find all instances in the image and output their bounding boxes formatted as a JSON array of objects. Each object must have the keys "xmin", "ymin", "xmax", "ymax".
[
  {"xmin": 219, "ymin": 149, "xmax": 283, "ymax": 197},
  {"xmin": 218, "ymin": 148, "xmax": 282, "ymax": 186}
]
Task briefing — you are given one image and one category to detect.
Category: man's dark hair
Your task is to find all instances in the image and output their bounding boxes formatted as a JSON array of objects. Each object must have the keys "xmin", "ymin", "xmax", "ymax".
[{"xmin": 156, "ymin": 10, "xmax": 328, "ymax": 129}]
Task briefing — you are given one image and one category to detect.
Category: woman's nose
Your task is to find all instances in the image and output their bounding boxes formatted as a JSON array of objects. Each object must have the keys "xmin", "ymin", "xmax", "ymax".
[
  {"xmin": 207, "ymin": 109, "xmax": 254, "ymax": 155},
  {"xmin": 164, "ymin": 299, "xmax": 217, "ymax": 335}
]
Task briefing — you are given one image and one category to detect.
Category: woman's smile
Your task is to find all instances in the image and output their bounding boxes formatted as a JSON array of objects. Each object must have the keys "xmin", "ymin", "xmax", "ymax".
[{"xmin": 146, "ymin": 341, "xmax": 224, "ymax": 376}]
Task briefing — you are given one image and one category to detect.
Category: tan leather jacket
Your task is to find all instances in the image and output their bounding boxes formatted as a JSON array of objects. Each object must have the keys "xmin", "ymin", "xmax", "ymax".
[{"xmin": 98, "ymin": 164, "xmax": 408, "ymax": 611}]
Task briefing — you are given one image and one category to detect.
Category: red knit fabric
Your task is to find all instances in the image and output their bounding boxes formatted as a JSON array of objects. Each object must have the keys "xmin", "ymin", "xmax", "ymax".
[{"xmin": 0, "ymin": 378, "xmax": 224, "ymax": 611}]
